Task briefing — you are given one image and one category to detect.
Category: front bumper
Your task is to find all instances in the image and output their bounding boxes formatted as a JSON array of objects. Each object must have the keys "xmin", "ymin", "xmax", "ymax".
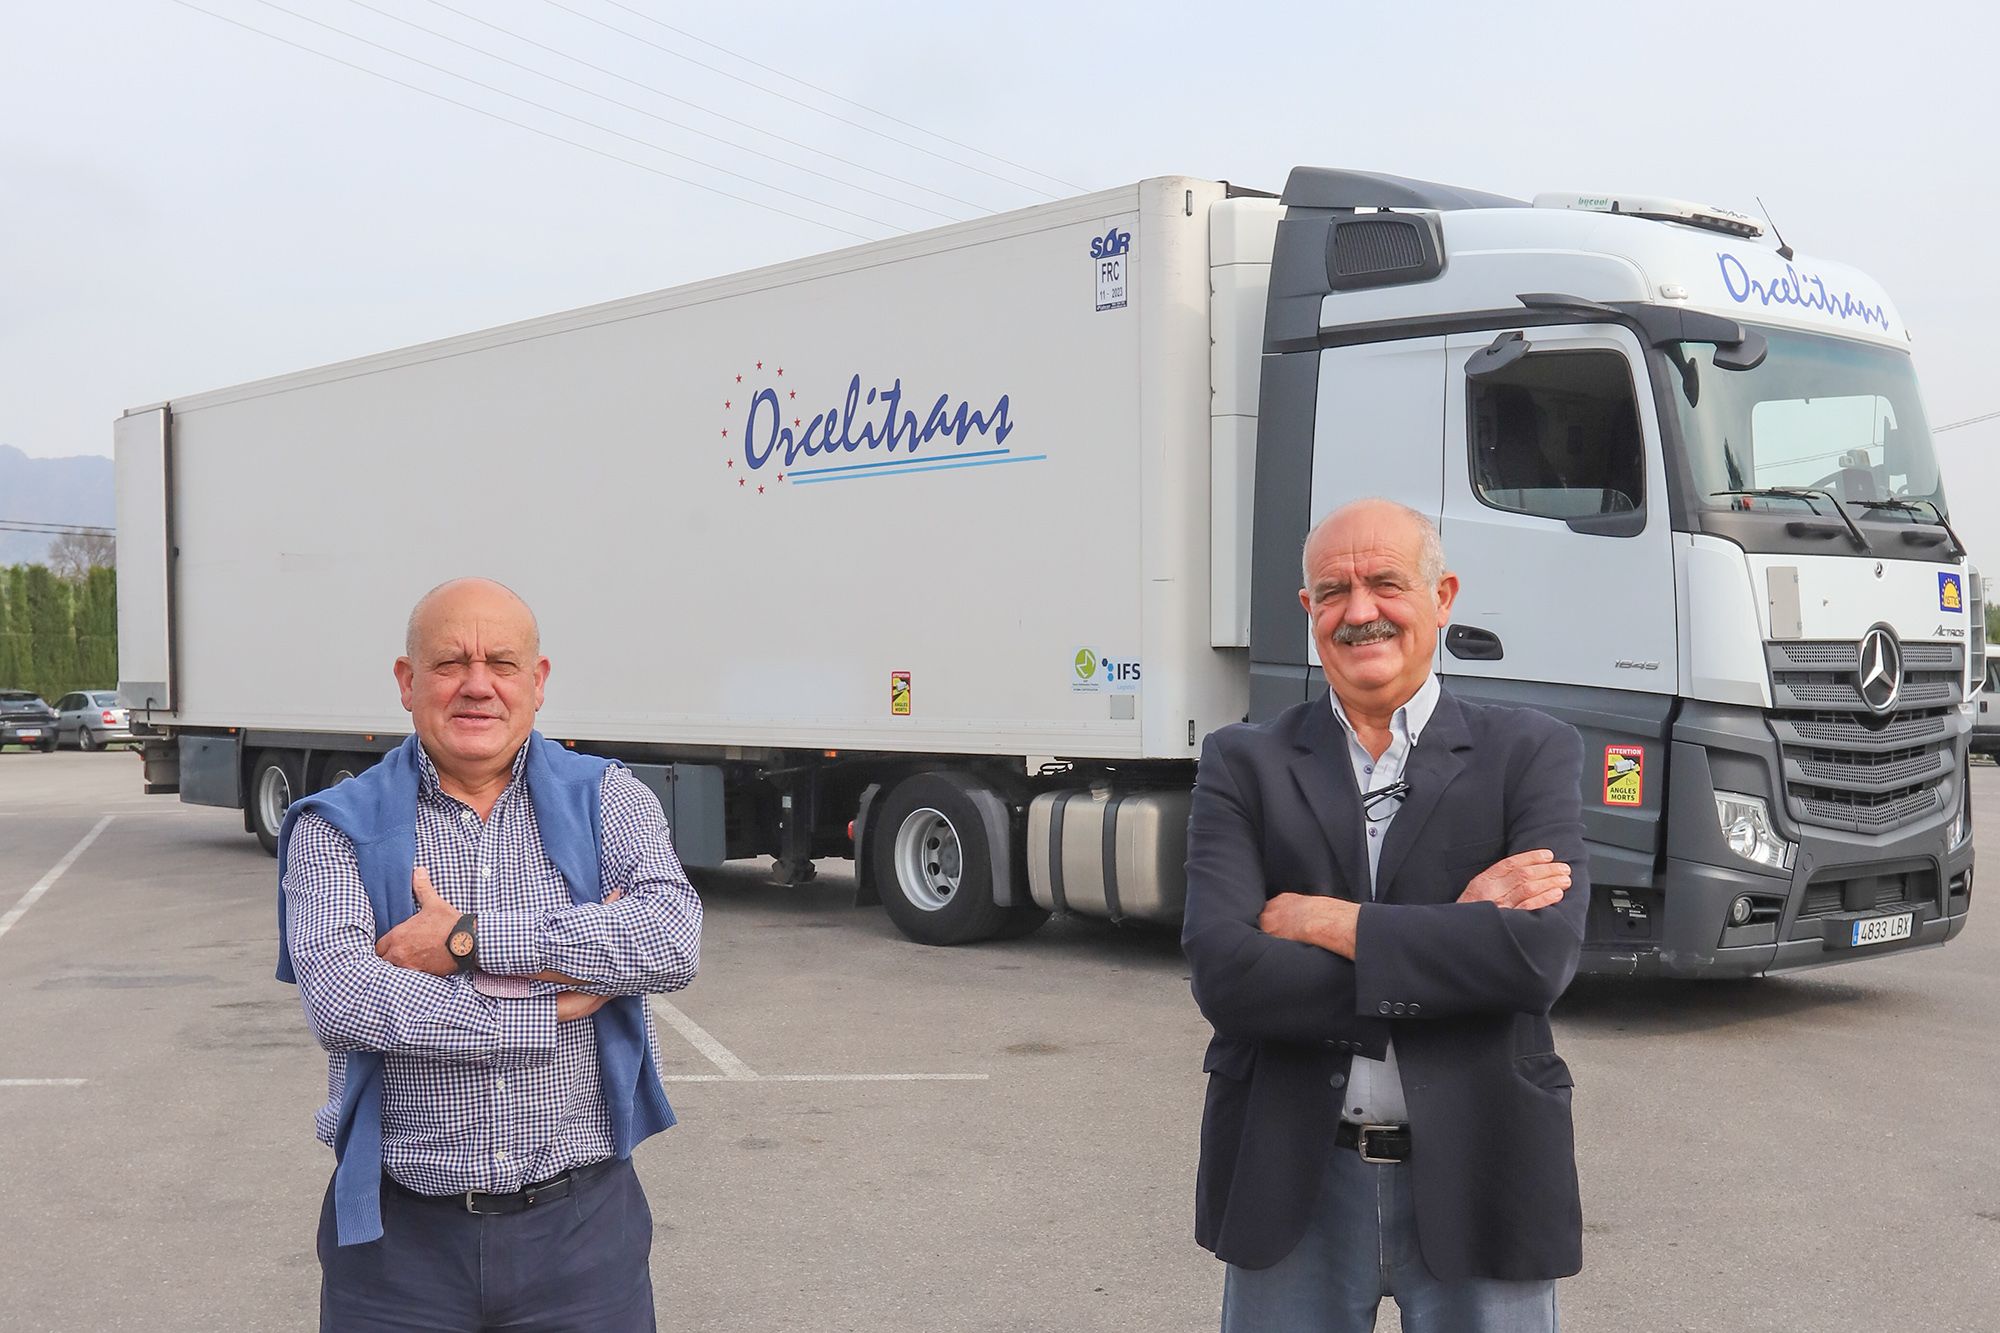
[{"xmin": 1581, "ymin": 843, "xmax": 1971, "ymax": 978}]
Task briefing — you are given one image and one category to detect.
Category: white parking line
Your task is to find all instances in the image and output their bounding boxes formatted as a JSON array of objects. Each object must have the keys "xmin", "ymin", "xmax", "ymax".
[
  {"xmin": 649, "ymin": 997, "xmax": 988, "ymax": 1085},
  {"xmin": 0, "ymin": 1079, "xmax": 89, "ymax": 1087},
  {"xmin": 661, "ymin": 1073, "xmax": 988, "ymax": 1083},
  {"xmin": 651, "ymin": 997, "xmax": 758, "ymax": 1080},
  {"xmin": 0, "ymin": 815, "xmax": 114, "ymax": 947}
]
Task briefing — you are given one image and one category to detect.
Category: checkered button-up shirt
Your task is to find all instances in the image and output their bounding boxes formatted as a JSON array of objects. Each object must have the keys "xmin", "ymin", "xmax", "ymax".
[{"xmin": 282, "ymin": 742, "xmax": 702, "ymax": 1195}]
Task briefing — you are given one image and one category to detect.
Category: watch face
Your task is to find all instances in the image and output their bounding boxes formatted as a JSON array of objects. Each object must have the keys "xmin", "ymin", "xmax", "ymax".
[{"xmin": 449, "ymin": 931, "xmax": 475, "ymax": 958}]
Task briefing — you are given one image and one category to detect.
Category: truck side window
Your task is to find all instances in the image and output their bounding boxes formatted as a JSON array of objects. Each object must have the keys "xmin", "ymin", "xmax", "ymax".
[{"xmin": 1469, "ymin": 350, "xmax": 1643, "ymax": 521}]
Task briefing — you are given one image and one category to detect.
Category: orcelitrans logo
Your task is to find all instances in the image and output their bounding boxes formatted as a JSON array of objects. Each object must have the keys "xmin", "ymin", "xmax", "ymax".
[{"xmin": 718, "ymin": 360, "xmax": 1044, "ymax": 496}]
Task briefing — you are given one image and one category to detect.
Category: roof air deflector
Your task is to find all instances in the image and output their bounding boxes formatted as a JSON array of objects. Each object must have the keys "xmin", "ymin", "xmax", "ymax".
[{"xmin": 1280, "ymin": 168, "xmax": 1527, "ymax": 212}]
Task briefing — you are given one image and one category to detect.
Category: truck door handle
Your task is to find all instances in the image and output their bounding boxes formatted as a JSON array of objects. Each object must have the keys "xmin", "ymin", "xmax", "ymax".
[{"xmin": 1445, "ymin": 626, "xmax": 1504, "ymax": 661}]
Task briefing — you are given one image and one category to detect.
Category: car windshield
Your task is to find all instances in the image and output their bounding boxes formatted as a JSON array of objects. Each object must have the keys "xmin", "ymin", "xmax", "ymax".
[{"xmin": 1668, "ymin": 325, "xmax": 1946, "ymax": 516}]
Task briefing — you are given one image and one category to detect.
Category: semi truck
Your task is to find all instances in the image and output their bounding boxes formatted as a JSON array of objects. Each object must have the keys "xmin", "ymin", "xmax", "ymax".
[{"xmin": 116, "ymin": 167, "xmax": 1977, "ymax": 976}]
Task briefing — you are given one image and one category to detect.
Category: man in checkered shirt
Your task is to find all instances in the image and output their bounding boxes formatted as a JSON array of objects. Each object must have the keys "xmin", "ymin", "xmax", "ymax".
[{"xmin": 282, "ymin": 578, "xmax": 702, "ymax": 1331}]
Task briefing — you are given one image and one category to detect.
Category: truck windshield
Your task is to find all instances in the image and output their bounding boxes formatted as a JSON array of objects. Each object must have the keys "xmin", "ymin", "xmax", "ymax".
[{"xmin": 1667, "ymin": 325, "xmax": 1946, "ymax": 517}]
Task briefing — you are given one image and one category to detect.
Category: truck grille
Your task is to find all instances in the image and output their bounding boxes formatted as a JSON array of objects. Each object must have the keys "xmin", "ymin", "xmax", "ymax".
[{"xmin": 1766, "ymin": 640, "xmax": 1962, "ymax": 834}]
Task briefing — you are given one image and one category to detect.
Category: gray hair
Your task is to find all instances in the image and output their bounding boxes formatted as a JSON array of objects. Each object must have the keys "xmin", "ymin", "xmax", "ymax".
[
  {"xmin": 404, "ymin": 577, "xmax": 540, "ymax": 658},
  {"xmin": 1300, "ymin": 498, "xmax": 1447, "ymax": 588}
]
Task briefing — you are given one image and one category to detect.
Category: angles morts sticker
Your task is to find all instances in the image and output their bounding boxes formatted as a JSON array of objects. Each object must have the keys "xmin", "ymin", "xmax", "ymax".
[{"xmin": 1603, "ymin": 745, "xmax": 1644, "ymax": 807}]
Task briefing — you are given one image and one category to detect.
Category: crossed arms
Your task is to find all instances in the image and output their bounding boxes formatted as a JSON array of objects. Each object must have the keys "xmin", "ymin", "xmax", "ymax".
[
  {"xmin": 283, "ymin": 769, "xmax": 702, "ymax": 1065},
  {"xmin": 1182, "ymin": 723, "xmax": 1589, "ymax": 1049}
]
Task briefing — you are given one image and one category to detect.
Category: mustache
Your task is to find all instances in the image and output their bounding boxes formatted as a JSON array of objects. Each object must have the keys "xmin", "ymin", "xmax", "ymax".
[{"xmin": 1332, "ymin": 618, "xmax": 1398, "ymax": 646}]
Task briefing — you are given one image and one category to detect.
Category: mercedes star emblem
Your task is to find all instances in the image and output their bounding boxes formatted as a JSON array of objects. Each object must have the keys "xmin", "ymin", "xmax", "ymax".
[{"xmin": 1856, "ymin": 625, "xmax": 1903, "ymax": 716}]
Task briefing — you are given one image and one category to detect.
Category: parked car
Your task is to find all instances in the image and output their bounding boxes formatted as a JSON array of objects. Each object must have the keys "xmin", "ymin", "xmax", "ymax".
[
  {"xmin": 54, "ymin": 691, "xmax": 132, "ymax": 751},
  {"xmin": 0, "ymin": 690, "xmax": 59, "ymax": 751},
  {"xmin": 1974, "ymin": 660, "xmax": 2000, "ymax": 759}
]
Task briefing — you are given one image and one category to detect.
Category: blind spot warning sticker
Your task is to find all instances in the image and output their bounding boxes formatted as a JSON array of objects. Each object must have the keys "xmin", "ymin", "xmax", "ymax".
[
  {"xmin": 1604, "ymin": 746, "xmax": 1644, "ymax": 806},
  {"xmin": 891, "ymin": 671, "xmax": 912, "ymax": 716}
]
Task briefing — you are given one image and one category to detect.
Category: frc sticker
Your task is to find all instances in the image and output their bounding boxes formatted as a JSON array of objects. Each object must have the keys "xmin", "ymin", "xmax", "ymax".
[
  {"xmin": 1604, "ymin": 746, "xmax": 1644, "ymax": 807},
  {"xmin": 1092, "ymin": 225, "xmax": 1130, "ymax": 312},
  {"xmin": 891, "ymin": 671, "xmax": 912, "ymax": 716},
  {"xmin": 1939, "ymin": 572, "xmax": 1964, "ymax": 613}
]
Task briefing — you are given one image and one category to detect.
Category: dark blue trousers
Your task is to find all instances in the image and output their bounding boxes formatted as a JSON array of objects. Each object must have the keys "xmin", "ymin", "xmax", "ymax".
[{"xmin": 317, "ymin": 1159, "xmax": 656, "ymax": 1332}]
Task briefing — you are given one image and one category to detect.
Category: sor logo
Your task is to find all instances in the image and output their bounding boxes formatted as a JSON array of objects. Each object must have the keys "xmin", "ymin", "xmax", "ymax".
[{"xmin": 1089, "ymin": 227, "xmax": 1132, "ymax": 259}]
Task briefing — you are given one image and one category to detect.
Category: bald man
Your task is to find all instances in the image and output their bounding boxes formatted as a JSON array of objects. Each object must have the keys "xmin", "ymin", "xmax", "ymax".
[
  {"xmin": 277, "ymin": 578, "xmax": 703, "ymax": 1332},
  {"xmin": 1183, "ymin": 500, "xmax": 1589, "ymax": 1332}
]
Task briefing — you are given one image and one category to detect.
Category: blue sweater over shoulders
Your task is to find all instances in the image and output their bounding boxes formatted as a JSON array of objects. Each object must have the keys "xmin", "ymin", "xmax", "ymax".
[{"xmin": 275, "ymin": 732, "xmax": 675, "ymax": 1245}]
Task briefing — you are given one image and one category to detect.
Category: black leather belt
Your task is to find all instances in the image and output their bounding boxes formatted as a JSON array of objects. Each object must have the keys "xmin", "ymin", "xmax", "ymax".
[
  {"xmin": 1336, "ymin": 1121, "xmax": 1412, "ymax": 1164},
  {"xmin": 389, "ymin": 1158, "xmax": 618, "ymax": 1216}
]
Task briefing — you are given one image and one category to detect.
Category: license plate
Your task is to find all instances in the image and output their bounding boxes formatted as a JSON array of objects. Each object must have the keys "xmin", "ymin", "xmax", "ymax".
[
  {"xmin": 1851, "ymin": 912, "xmax": 1914, "ymax": 948},
  {"xmin": 17, "ymin": 729, "xmax": 41, "ymax": 740}
]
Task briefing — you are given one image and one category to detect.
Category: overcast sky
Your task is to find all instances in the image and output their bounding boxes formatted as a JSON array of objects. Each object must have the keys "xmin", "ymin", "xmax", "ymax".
[{"xmin": 5, "ymin": 1, "xmax": 1996, "ymax": 558}]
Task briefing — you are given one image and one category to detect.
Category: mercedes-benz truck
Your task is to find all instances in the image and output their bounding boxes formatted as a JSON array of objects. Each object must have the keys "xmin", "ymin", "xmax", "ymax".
[{"xmin": 116, "ymin": 168, "xmax": 1977, "ymax": 976}]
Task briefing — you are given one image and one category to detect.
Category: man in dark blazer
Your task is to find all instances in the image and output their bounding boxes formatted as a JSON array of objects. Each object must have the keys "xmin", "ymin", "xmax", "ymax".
[{"xmin": 1183, "ymin": 498, "xmax": 1589, "ymax": 1332}]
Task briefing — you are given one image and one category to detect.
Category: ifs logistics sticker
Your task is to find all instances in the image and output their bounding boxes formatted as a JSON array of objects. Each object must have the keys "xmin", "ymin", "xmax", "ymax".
[
  {"xmin": 890, "ymin": 671, "xmax": 912, "ymax": 716},
  {"xmin": 1603, "ymin": 745, "xmax": 1644, "ymax": 806}
]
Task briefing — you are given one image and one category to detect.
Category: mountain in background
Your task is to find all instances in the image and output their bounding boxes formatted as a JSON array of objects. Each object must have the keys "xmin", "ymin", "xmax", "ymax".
[{"xmin": 0, "ymin": 444, "xmax": 115, "ymax": 566}]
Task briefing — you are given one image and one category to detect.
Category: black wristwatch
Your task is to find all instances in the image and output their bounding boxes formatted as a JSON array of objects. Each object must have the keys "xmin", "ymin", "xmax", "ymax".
[{"xmin": 446, "ymin": 912, "xmax": 479, "ymax": 974}]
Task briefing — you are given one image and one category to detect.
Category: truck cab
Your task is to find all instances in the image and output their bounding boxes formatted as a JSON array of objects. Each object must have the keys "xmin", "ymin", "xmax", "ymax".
[{"xmin": 1239, "ymin": 169, "xmax": 1975, "ymax": 976}]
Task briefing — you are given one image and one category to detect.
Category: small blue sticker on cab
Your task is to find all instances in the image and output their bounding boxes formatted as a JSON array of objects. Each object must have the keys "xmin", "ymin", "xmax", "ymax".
[{"xmin": 1939, "ymin": 572, "xmax": 1964, "ymax": 613}]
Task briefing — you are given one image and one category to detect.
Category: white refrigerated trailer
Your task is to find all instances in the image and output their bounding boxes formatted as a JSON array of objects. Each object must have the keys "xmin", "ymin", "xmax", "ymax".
[{"xmin": 117, "ymin": 168, "xmax": 1977, "ymax": 975}]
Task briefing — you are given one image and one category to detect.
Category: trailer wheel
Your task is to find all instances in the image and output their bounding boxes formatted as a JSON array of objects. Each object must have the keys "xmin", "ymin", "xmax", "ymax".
[
  {"xmin": 873, "ymin": 772, "xmax": 1013, "ymax": 946},
  {"xmin": 315, "ymin": 752, "xmax": 372, "ymax": 790},
  {"xmin": 250, "ymin": 750, "xmax": 303, "ymax": 857}
]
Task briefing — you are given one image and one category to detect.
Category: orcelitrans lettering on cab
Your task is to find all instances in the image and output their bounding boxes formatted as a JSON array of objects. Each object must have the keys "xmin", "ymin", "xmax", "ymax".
[{"xmin": 1715, "ymin": 252, "xmax": 1889, "ymax": 331}]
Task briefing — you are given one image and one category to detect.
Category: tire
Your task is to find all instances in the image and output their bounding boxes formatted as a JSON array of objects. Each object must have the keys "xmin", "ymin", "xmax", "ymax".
[
  {"xmin": 37, "ymin": 735, "xmax": 56, "ymax": 753},
  {"xmin": 315, "ymin": 751, "xmax": 372, "ymax": 790},
  {"xmin": 250, "ymin": 750, "xmax": 304, "ymax": 857},
  {"xmin": 872, "ymin": 771, "xmax": 1015, "ymax": 946},
  {"xmin": 78, "ymin": 727, "xmax": 99, "ymax": 752}
]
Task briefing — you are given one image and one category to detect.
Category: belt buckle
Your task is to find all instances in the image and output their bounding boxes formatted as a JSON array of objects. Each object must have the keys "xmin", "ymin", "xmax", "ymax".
[
  {"xmin": 462, "ymin": 1191, "xmax": 483, "ymax": 1215},
  {"xmin": 1356, "ymin": 1123, "xmax": 1403, "ymax": 1164}
]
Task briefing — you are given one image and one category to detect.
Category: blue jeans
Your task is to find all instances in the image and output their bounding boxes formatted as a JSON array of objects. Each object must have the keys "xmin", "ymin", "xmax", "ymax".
[
  {"xmin": 317, "ymin": 1158, "xmax": 656, "ymax": 1332},
  {"xmin": 1221, "ymin": 1145, "xmax": 1559, "ymax": 1333}
]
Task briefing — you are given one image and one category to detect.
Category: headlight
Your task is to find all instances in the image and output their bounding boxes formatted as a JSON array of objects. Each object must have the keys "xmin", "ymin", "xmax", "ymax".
[
  {"xmin": 1951, "ymin": 793, "xmax": 1972, "ymax": 849},
  {"xmin": 1714, "ymin": 791, "xmax": 1796, "ymax": 871}
]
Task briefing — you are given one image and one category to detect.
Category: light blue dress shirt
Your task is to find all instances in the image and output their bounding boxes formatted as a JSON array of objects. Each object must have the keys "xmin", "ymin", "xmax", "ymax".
[{"xmin": 1329, "ymin": 671, "xmax": 1441, "ymax": 1125}]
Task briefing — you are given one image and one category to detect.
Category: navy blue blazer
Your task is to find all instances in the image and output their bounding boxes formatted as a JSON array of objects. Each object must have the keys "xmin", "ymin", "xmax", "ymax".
[{"xmin": 1182, "ymin": 686, "xmax": 1589, "ymax": 1281}]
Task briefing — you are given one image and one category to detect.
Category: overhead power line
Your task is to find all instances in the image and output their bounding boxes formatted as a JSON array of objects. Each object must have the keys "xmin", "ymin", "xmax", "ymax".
[
  {"xmin": 248, "ymin": 0, "xmax": 907, "ymax": 232},
  {"xmin": 590, "ymin": 0, "xmax": 1089, "ymax": 196},
  {"xmin": 1937, "ymin": 411, "xmax": 2000, "ymax": 434},
  {"xmin": 168, "ymin": 0, "xmax": 877, "ymax": 241},
  {"xmin": 338, "ymin": 0, "xmax": 966, "ymax": 223},
  {"xmin": 419, "ymin": 0, "xmax": 992, "ymax": 216},
  {"xmin": 0, "ymin": 520, "xmax": 116, "ymax": 537},
  {"xmin": 540, "ymin": 0, "xmax": 1072, "ymax": 201}
]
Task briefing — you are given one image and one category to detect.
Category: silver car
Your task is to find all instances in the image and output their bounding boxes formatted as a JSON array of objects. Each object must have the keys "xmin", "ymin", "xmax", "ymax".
[{"xmin": 54, "ymin": 691, "xmax": 133, "ymax": 751}]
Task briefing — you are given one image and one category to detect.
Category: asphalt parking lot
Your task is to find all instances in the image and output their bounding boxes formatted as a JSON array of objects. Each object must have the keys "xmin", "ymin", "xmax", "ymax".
[{"xmin": 3, "ymin": 751, "xmax": 1999, "ymax": 1332}]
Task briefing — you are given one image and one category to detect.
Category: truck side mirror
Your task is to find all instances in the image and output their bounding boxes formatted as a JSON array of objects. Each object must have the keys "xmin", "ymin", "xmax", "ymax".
[
  {"xmin": 1713, "ymin": 329, "xmax": 1768, "ymax": 371},
  {"xmin": 1465, "ymin": 331, "xmax": 1531, "ymax": 378}
]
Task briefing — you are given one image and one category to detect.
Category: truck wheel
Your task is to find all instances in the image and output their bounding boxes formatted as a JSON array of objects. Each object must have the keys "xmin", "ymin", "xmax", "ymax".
[
  {"xmin": 250, "ymin": 751, "xmax": 303, "ymax": 857},
  {"xmin": 315, "ymin": 752, "xmax": 371, "ymax": 789},
  {"xmin": 873, "ymin": 772, "xmax": 1013, "ymax": 946}
]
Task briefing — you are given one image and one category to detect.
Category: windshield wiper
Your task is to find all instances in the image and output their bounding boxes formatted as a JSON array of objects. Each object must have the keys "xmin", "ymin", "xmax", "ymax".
[
  {"xmin": 1854, "ymin": 497, "xmax": 1967, "ymax": 557},
  {"xmin": 1710, "ymin": 488, "xmax": 1873, "ymax": 552}
]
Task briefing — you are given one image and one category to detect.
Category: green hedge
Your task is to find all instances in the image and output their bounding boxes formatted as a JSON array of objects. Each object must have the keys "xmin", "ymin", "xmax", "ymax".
[{"xmin": 0, "ymin": 564, "xmax": 117, "ymax": 702}]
